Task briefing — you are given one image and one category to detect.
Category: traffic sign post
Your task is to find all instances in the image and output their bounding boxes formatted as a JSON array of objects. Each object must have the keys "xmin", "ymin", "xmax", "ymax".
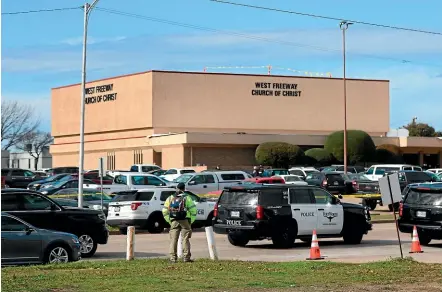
[
  {"xmin": 98, "ymin": 157, "xmax": 106, "ymax": 211},
  {"xmin": 379, "ymin": 173, "xmax": 404, "ymax": 259}
]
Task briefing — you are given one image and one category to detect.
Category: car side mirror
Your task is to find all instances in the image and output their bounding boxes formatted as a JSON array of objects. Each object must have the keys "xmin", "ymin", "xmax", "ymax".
[
  {"xmin": 25, "ymin": 227, "xmax": 35, "ymax": 235},
  {"xmin": 338, "ymin": 194, "xmax": 343, "ymax": 200},
  {"xmin": 50, "ymin": 203, "xmax": 58, "ymax": 211}
]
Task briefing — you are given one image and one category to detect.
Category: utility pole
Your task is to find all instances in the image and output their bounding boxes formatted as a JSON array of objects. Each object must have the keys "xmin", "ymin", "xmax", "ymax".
[
  {"xmin": 340, "ymin": 20, "xmax": 352, "ymax": 174},
  {"xmin": 79, "ymin": 0, "xmax": 100, "ymax": 208}
]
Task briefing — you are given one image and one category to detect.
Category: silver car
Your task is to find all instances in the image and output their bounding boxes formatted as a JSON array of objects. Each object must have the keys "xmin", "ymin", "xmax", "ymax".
[{"xmin": 1, "ymin": 213, "xmax": 81, "ymax": 265}]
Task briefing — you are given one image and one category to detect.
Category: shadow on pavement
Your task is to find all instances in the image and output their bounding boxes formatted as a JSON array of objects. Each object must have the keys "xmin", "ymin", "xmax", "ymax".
[
  {"xmin": 245, "ymin": 239, "xmax": 410, "ymax": 250},
  {"xmin": 93, "ymin": 252, "xmax": 165, "ymax": 259}
]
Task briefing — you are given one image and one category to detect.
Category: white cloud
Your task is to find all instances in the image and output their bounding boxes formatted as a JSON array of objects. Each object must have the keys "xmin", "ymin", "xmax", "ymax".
[{"xmin": 60, "ymin": 36, "xmax": 127, "ymax": 46}]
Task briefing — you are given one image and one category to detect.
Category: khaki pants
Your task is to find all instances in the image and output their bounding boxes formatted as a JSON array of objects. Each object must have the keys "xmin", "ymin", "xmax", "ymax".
[{"xmin": 169, "ymin": 219, "xmax": 192, "ymax": 261}]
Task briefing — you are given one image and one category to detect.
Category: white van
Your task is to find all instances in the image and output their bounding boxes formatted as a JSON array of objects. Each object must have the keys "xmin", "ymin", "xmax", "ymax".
[
  {"xmin": 365, "ymin": 164, "xmax": 422, "ymax": 181},
  {"xmin": 170, "ymin": 171, "xmax": 249, "ymax": 194}
]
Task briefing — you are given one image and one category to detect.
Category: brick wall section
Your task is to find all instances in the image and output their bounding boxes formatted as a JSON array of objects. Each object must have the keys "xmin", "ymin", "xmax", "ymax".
[{"xmin": 189, "ymin": 147, "xmax": 256, "ymax": 169}]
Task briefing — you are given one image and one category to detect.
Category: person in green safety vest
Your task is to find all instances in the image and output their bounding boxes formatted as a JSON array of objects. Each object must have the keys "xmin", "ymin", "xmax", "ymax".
[{"xmin": 162, "ymin": 182, "xmax": 197, "ymax": 263}]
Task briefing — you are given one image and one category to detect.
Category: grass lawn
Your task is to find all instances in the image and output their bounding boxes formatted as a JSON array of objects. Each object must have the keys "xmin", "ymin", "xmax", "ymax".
[
  {"xmin": 370, "ymin": 212, "xmax": 395, "ymax": 221},
  {"xmin": 2, "ymin": 258, "xmax": 441, "ymax": 292}
]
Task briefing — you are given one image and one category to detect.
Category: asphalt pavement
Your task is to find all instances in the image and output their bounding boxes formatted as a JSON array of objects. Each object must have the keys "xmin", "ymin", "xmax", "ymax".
[{"xmin": 91, "ymin": 223, "xmax": 442, "ymax": 263}]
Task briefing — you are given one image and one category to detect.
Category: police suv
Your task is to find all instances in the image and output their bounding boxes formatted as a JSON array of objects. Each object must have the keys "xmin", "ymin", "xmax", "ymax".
[
  {"xmin": 213, "ymin": 184, "xmax": 372, "ymax": 248},
  {"xmin": 107, "ymin": 188, "xmax": 216, "ymax": 234}
]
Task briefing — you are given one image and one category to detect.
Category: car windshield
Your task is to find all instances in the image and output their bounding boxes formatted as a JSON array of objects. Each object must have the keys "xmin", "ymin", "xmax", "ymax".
[
  {"xmin": 348, "ymin": 174, "xmax": 371, "ymax": 181},
  {"xmin": 404, "ymin": 172, "xmax": 432, "ymax": 183},
  {"xmin": 173, "ymin": 174, "xmax": 194, "ymax": 183},
  {"xmin": 112, "ymin": 192, "xmax": 138, "ymax": 202},
  {"xmin": 219, "ymin": 191, "xmax": 258, "ymax": 205},
  {"xmin": 322, "ymin": 167, "xmax": 336, "ymax": 172},
  {"xmin": 284, "ymin": 176, "xmax": 302, "ymax": 182},
  {"xmin": 426, "ymin": 172, "xmax": 442, "ymax": 182},
  {"xmin": 181, "ymin": 169, "xmax": 196, "ymax": 174},
  {"xmin": 304, "ymin": 170, "xmax": 318, "ymax": 174},
  {"xmin": 405, "ymin": 189, "xmax": 442, "ymax": 206},
  {"xmin": 52, "ymin": 180, "xmax": 69, "ymax": 188}
]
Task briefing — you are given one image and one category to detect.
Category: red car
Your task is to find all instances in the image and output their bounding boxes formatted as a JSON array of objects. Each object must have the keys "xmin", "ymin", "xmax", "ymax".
[{"xmin": 244, "ymin": 176, "xmax": 285, "ymax": 184}]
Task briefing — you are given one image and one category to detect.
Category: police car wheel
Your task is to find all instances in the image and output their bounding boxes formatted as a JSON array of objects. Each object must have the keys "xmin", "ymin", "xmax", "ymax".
[
  {"xmin": 271, "ymin": 224, "xmax": 296, "ymax": 248},
  {"xmin": 228, "ymin": 232, "xmax": 249, "ymax": 247},
  {"xmin": 146, "ymin": 214, "xmax": 164, "ymax": 234},
  {"xmin": 343, "ymin": 232, "xmax": 363, "ymax": 244}
]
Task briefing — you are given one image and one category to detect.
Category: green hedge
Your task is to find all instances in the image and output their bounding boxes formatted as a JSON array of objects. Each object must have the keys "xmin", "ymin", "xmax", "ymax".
[
  {"xmin": 324, "ymin": 130, "xmax": 376, "ymax": 164},
  {"xmin": 376, "ymin": 144, "xmax": 404, "ymax": 163},
  {"xmin": 304, "ymin": 148, "xmax": 334, "ymax": 166},
  {"xmin": 255, "ymin": 142, "xmax": 304, "ymax": 168}
]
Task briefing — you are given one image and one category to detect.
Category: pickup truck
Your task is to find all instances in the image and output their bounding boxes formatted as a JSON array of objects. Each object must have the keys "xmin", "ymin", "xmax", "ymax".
[
  {"xmin": 99, "ymin": 172, "xmax": 170, "ymax": 194},
  {"xmin": 168, "ymin": 171, "xmax": 249, "ymax": 194}
]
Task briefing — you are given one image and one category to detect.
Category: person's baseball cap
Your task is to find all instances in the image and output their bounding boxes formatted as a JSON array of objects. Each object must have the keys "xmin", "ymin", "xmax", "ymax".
[{"xmin": 176, "ymin": 182, "xmax": 185, "ymax": 190}]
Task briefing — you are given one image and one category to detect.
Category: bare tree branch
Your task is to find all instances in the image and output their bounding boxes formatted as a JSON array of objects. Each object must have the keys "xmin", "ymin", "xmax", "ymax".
[
  {"xmin": 1, "ymin": 100, "xmax": 41, "ymax": 150},
  {"xmin": 16, "ymin": 131, "xmax": 53, "ymax": 170}
]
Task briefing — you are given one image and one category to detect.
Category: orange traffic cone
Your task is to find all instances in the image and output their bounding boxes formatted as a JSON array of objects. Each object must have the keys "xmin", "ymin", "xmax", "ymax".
[
  {"xmin": 306, "ymin": 229, "xmax": 324, "ymax": 260},
  {"xmin": 409, "ymin": 226, "xmax": 423, "ymax": 253}
]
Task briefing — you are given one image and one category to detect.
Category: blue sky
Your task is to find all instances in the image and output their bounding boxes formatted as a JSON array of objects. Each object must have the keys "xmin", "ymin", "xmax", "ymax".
[{"xmin": 2, "ymin": 0, "xmax": 442, "ymax": 132}]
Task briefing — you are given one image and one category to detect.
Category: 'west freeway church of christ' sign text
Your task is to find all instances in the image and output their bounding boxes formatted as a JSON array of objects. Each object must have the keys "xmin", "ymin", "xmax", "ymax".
[
  {"xmin": 251, "ymin": 82, "xmax": 302, "ymax": 97},
  {"xmin": 84, "ymin": 83, "xmax": 117, "ymax": 104}
]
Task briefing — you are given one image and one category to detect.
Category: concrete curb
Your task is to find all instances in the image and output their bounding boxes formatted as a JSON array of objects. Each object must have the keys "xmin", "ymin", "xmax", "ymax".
[{"xmin": 108, "ymin": 220, "xmax": 396, "ymax": 236}]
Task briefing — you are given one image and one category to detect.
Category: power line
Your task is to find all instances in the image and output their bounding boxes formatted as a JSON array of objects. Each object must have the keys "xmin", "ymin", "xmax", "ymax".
[
  {"xmin": 95, "ymin": 7, "xmax": 440, "ymax": 67},
  {"xmin": 2, "ymin": 7, "xmax": 82, "ymax": 15},
  {"xmin": 211, "ymin": 0, "xmax": 442, "ymax": 36}
]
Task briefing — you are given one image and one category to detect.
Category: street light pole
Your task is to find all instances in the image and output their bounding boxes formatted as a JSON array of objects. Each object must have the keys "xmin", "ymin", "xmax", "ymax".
[
  {"xmin": 79, "ymin": 0, "xmax": 100, "ymax": 208},
  {"xmin": 340, "ymin": 20, "xmax": 352, "ymax": 174}
]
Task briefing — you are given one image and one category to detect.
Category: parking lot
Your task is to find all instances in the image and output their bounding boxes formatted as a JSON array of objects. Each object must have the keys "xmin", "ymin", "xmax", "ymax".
[{"xmin": 92, "ymin": 223, "xmax": 442, "ymax": 263}]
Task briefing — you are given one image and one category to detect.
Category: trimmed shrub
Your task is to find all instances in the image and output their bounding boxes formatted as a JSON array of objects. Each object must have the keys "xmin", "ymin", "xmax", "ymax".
[
  {"xmin": 376, "ymin": 144, "xmax": 403, "ymax": 163},
  {"xmin": 255, "ymin": 142, "xmax": 304, "ymax": 168},
  {"xmin": 324, "ymin": 130, "xmax": 376, "ymax": 164},
  {"xmin": 304, "ymin": 148, "xmax": 334, "ymax": 166}
]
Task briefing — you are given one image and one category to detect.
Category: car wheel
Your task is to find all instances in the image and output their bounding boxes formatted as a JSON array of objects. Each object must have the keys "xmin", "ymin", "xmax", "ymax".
[
  {"xmin": 272, "ymin": 224, "xmax": 296, "ymax": 248},
  {"xmin": 78, "ymin": 234, "xmax": 98, "ymax": 258},
  {"xmin": 205, "ymin": 212, "xmax": 214, "ymax": 227},
  {"xmin": 146, "ymin": 214, "xmax": 164, "ymax": 234},
  {"xmin": 388, "ymin": 202, "xmax": 400, "ymax": 212},
  {"xmin": 417, "ymin": 232, "xmax": 432, "ymax": 246},
  {"xmin": 119, "ymin": 227, "xmax": 128, "ymax": 235},
  {"xmin": 368, "ymin": 200, "xmax": 377, "ymax": 211},
  {"xmin": 227, "ymin": 232, "xmax": 249, "ymax": 247},
  {"xmin": 45, "ymin": 245, "xmax": 70, "ymax": 264},
  {"xmin": 343, "ymin": 232, "xmax": 364, "ymax": 244}
]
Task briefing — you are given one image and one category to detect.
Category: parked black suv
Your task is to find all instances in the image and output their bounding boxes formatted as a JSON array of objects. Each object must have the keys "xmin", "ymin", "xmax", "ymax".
[
  {"xmin": 1, "ymin": 168, "xmax": 42, "ymax": 188},
  {"xmin": 1, "ymin": 188, "xmax": 109, "ymax": 257},
  {"xmin": 305, "ymin": 172, "xmax": 352, "ymax": 195},
  {"xmin": 398, "ymin": 184, "xmax": 442, "ymax": 245},
  {"xmin": 213, "ymin": 185, "xmax": 371, "ymax": 248}
]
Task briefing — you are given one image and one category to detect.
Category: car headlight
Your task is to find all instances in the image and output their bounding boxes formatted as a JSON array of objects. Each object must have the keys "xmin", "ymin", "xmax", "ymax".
[
  {"xmin": 41, "ymin": 191, "xmax": 48, "ymax": 195},
  {"xmin": 34, "ymin": 184, "xmax": 40, "ymax": 187},
  {"xmin": 71, "ymin": 237, "xmax": 79, "ymax": 244},
  {"xmin": 92, "ymin": 205, "xmax": 102, "ymax": 210}
]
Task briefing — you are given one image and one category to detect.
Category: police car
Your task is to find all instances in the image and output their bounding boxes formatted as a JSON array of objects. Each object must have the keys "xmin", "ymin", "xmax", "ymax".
[
  {"xmin": 213, "ymin": 184, "xmax": 372, "ymax": 248},
  {"xmin": 107, "ymin": 188, "xmax": 217, "ymax": 234}
]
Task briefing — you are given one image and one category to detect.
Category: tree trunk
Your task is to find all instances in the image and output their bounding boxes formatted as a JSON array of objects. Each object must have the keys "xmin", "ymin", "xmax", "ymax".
[{"xmin": 34, "ymin": 157, "xmax": 39, "ymax": 171}]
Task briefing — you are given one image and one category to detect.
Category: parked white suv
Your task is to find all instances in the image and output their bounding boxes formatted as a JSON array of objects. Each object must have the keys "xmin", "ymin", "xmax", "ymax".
[
  {"xmin": 288, "ymin": 167, "xmax": 319, "ymax": 180},
  {"xmin": 161, "ymin": 168, "xmax": 196, "ymax": 182},
  {"xmin": 101, "ymin": 172, "xmax": 170, "ymax": 194},
  {"xmin": 107, "ymin": 188, "xmax": 216, "ymax": 234}
]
